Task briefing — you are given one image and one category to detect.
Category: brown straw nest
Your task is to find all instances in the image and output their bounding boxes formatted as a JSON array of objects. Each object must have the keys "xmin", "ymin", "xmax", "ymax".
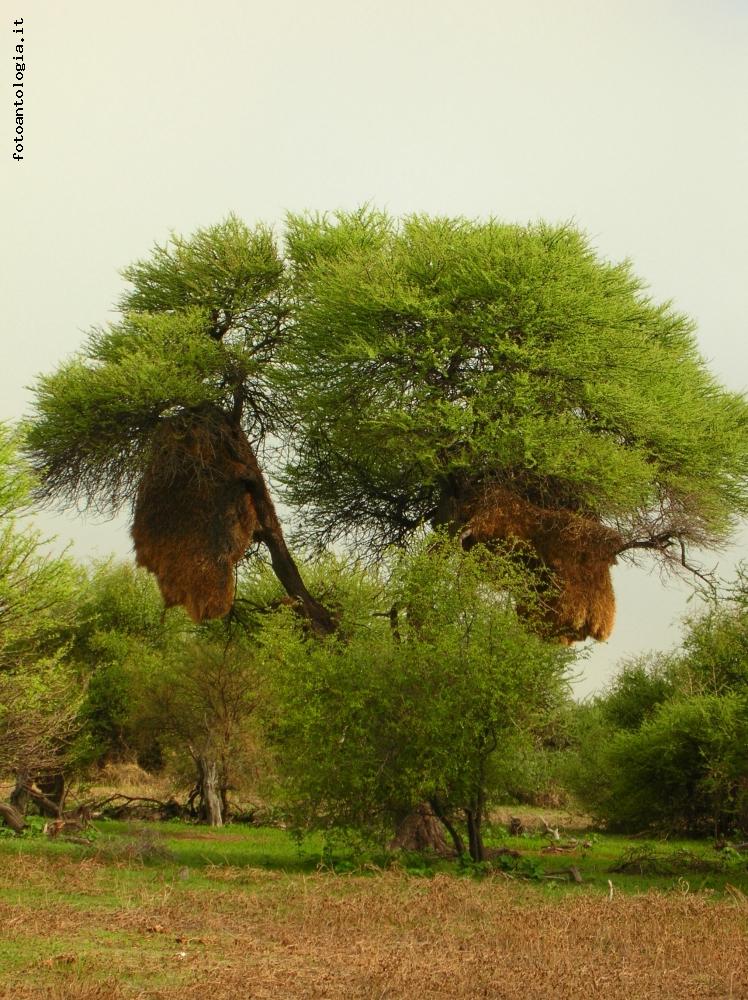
[
  {"xmin": 459, "ymin": 486, "xmax": 623, "ymax": 643},
  {"xmin": 131, "ymin": 410, "xmax": 258, "ymax": 622}
]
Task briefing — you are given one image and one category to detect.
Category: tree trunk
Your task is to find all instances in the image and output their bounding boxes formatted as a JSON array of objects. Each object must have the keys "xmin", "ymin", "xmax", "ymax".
[
  {"xmin": 0, "ymin": 803, "xmax": 26, "ymax": 833},
  {"xmin": 429, "ymin": 798, "xmax": 466, "ymax": 858},
  {"xmin": 240, "ymin": 444, "xmax": 336, "ymax": 635},
  {"xmin": 9, "ymin": 769, "xmax": 31, "ymax": 814},
  {"xmin": 196, "ymin": 755, "xmax": 223, "ymax": 827},
  {"xmin": 35, "ymin": 773, "xmax": 65, "ymax": 817},
  {"xmin": 465, "ymin": 805, "xmax": 485, "ymax": 863}
]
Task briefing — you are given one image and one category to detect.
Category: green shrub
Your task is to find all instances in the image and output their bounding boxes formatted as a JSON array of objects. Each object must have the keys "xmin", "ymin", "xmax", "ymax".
[{"xmin": 579, "ymin": 694, "xmax": 748, "ymax": 836}]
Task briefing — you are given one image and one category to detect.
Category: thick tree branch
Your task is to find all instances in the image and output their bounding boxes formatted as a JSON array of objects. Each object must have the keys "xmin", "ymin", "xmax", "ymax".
[{"xmin": 239, "ymin": 444, "xmax": 336, "ymax": 635}]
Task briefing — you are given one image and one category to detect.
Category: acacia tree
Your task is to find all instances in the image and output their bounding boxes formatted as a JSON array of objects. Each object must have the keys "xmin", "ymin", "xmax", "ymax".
[
  {"xmin": 23, "ymin": 211, "xmax": 748, "ymax": 641},
  {"xmin": 25, "ymin": 217, "xmax": 332, "ymax": 632},
  {"xmin": 21, "ymin": 211, "xmax": 747, "ymax": 849},
  {"xmin": 281, "ymin": 210, "xmax": 748, "ymax": 640}
]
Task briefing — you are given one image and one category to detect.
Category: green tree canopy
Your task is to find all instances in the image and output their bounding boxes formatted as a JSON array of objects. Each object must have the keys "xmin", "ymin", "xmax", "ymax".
[
  {"xmin": 0, "ymin": 424, "xmax": 80, "ymax": 669},
  {"xmin": 25, "ymin": 216, "xmax": 286, "ymax": 513},
  {"xmin": 567, "ymin": 573, "xmax": 748, "ymax": 834},
  {"xmin": 0, "ymin": 424, "xmax": 88, "ymax": 791},
  {"xmin": 677, "ymin": 568, "xmax": 748, "ymax": 695},
  {"xmin": 22, "ymin": 210, "xmax": 748, "ymax": 636},
  {"xmin": 265, "ymin": 539, "xmax": 572, "ymax": 860},
  {"xmin": 24, "ymin": 216, "xmax": 331, "ymax": 629},
  {"xmin": 282, "ymin": 211, "xmax": 748, "ymax": 565}
]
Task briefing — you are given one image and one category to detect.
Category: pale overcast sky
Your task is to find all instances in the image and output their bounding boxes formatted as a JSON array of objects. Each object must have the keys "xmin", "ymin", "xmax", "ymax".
[{"xmin": 2, "ymin": 0, "xmax": 746, "ymax": 695}]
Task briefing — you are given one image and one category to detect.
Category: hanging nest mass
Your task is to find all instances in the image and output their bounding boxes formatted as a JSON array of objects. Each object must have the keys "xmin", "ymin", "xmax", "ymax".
[
  {"xmin": 459, "ymin": 486, "xmax": 624, "ymax": 643},
  {"xmin": 131, "ymin": 410, "xmax": 259, "ymax": 622}
]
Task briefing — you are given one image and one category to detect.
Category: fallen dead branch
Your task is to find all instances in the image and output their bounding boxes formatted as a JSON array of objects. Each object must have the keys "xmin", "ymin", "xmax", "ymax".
[
  {"xmin": 86, "ymin": 792, "xmax": 186, "ymax": 821},
  {"xmin": 542, "ymin": 865, "xmax": 584, "ymax": 884}
]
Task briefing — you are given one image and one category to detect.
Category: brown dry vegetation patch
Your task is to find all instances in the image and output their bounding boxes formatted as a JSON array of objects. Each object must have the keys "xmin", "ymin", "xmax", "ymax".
[
  {"xmin": 132, "ymin": 410, "xmax": 258, "ymax": 622},
  {"xmin": 462, "ymin": 485, "xmax": 622, "ymax": 642},
  {"xmin": 1, "ymin": 855, "xmax": 746, "ymax": 999},
  {"xmin": 490, "ymin": 806, "xmax": 593, "ymax": 832},
  {"xmin": 86, "ymin": 762, "xmax": 176, "ymax": 801}
]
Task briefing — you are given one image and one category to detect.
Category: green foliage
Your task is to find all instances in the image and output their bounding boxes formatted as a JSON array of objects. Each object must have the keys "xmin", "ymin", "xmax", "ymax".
[
  {"xmin": 263, "ymin": 538, "xmax": 572, "ymax": 846},
  {"xmin": 25, "ymin": 217, "xmax": 286, "ymax": 514},
  {"xmin": 598, "ymin": 695, "xmax": 748, "ymax": 835},
  {"xmin": 609, "ymin": 843, "xmax": 744, "ymax": 877},
  {"xmin": 135, "ymin": 633, "xmax": 270, "ymax": 809},
  {"xmin": 76, "ymin": 560, "xmax": 181, "ymax": 648},
  {"xmin": 282, "ymin": 209, "xmax": 748, "ymax": 558},
  {"xmin": 489, "ymin": 853, "xmax": 546, "ymax": 880},
  {"xmin": 57, "ymin": 556, "xmax": 271, "ymax": 809},
  {"xmin": 120, "ymin": 214, "xmax": 283, "ymax": 321},
  {"xmin": 261, "ymin": 595, "xmax": 397, "ymax": 838},
  {"xmin": 485, "ymin": 730, "xmax": 571, "ymax": 807},
  {"xmin": 598, "ymin": 655, "xmax": 678, "ymax": 731},
  {"xmin": 678, "ymin": 575, "xmax": 748, "ymax": 695},
  {"xmin": 18, "ymin": 209, "xmax": 748, "ymax": 845},
  {"xmin": 569, "ymin": 578, "xmax": 748, "ymax": 835},
  {"xmin": 71, "ymin": 562, "xmax": 188, "ymax": 761},
  {"xmin": 25, "ymin": 309, "xmax": 260, "ymax": 511},
  {"xmin": 0, "ymin": 424, "xmax": 81, "ymax": 670},
  {"xmin": 0, "ymin": 424, "xmax": 88, "ymax": 780},
  {"xmin": 0, "ymin": 814, "xmax": 47, "ymax": 840},
  {"xmin": 80, "ymin": 660, "xmax": 137, "ymax": 759},
  {"xmin": 0, "ymin": 657, "xmax": 91, "ymax": 777},
  {"xmin": 234, "ymin": 550, "xmax": 385, "ymax": 641},
  {"xmin": 27, "ymin": 209, "xmax": 748, "ymax": 575}
]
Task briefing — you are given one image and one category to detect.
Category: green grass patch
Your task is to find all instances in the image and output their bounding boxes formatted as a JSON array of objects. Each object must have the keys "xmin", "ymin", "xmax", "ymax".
[
  {"xmin": 1, "ymin": 817, "xmax": 747, "ymax": 897},
  {"xmin": 480, "ymin": 822, "xmax": 748, "ymax": 895}
]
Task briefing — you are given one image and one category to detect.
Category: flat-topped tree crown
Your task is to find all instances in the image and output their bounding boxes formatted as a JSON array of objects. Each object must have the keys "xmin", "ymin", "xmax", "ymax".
[
  {"xmin": 25, "ymin": 217, "xmax": 333, "ymax": 631},
  {"xmin": 281, "ymin": 210, "xmax": 748, "ymax": 641},
  {"xmin": 27, "ymin": 217, "xmax": 286, "ymax": 511},
  {"xmin": 24, "ymin": 210, "xmax": 748, "ymax": 639}
]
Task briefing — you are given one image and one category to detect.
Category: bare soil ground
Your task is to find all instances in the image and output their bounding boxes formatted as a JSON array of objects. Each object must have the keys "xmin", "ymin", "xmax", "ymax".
[{"xmin": 1, "ymin": 850, "xmax": 746, "ymax": 999}]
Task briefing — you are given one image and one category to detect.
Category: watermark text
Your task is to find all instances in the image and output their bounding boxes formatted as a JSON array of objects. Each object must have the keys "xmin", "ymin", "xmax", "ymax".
[{"xmin": 12, "ymin": 17, "xmax": 24, "ymax": 160}]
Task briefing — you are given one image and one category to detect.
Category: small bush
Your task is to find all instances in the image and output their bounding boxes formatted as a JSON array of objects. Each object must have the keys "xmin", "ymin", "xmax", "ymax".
[{"xmin": 573, "ymin": 694, "xmax": 748, "ymax": 836}]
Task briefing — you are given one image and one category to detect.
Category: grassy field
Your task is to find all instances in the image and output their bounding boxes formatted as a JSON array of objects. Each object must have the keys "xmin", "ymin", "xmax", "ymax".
[{"xmin": 1, "ymin": 817, "xmax": 747, "ymax": 999}]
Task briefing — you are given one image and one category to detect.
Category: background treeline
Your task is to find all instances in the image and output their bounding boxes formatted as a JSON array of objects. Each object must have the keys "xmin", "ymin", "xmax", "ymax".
[{"xmin": 3, "ymin": 423, "xmax": 748, "ymax": 852}]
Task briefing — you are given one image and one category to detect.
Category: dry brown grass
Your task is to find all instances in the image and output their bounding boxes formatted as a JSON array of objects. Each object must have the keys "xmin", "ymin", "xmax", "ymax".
[
  {"xmin": 68, "ymin": 763, "xmax": 178, "ymax": 818},
  {"xmin": 490, "ymin": 805, "xmax": 593, "ymax": 832},
  {"xmin": 1, "ymin": 765, "xmax": 177, "ymax": 821},
  {"xmin": 87, "ymin": 762, "xmax": 175, "ymax": 801},
  {"xmin": 1, "ymin": 854, "xmax": 745, "ymax": 999}
]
